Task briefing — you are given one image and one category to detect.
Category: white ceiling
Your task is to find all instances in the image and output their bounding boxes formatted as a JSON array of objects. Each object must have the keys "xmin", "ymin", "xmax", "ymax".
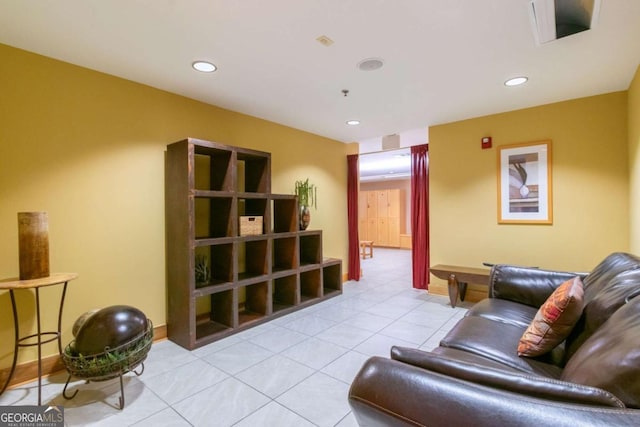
[
  {"xmin": 0, "ymin": 0, "xmax": 639, "ymax": 147},
  {"xmin": 359, "ymin": 147, "xmax": 411, "ymax": 182}
]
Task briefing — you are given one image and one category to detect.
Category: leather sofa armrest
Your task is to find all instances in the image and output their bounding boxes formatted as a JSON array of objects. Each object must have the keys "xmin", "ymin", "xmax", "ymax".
[
  {"xmin": 349, "ymin": 357, "xmax": 640, "ymax": 427},
  {"xmin": 390, "ymin": 346, "xmax": 623, "ymax": 408},
  {"xmin": 489, "ymin": 264, "xmax": 585, "ymax": 307}
]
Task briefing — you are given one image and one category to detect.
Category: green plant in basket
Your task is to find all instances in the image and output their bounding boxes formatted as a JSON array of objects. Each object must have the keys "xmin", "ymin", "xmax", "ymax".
[{"xmin": 63, "ymin": 325, "xmax": 153, "ymax": 378}]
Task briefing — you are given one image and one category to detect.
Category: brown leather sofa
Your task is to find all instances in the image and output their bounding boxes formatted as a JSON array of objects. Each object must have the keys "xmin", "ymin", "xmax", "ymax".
[{"xmin": 349, "ymin": 252, "xmax": 640, "ymax": 426}]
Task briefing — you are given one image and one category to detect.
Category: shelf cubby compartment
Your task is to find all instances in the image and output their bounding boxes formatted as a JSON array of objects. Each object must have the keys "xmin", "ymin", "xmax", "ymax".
[
  {"xmin": 193, "ymin": 142, "xmax": 233, "ymax": 192},
  {"xmin": 237, "ymin": 239, "xmax": 269, "ymax": 282},
  {"xmin": 238, "ymin": 196, "xmax": 268, "ymax": 236},
  {"xmin": 238, "ymin": 281, "xmax": 269, "ymax": 326},
  {"xmin": 272, "ymin": 274, "xmax": 298, "ymax": 313},
  {"xmin": 273, "ymin": 236, "xmax": 297, "ymax": 273},
  {"xmin": 300, "ymin": 268, "xmax": 321, "ymax": 302},
  {"xmin": 194, "ymin": 243, "xmax": 234, "ymax": 289},
  {"xmin": 195, "ymin": 290, "xmax": 233, "ymax": 342},
  {"xmin": 194, "ymin": 196, "xmax": 234, "ymax": 238},
  {"xmin": 300, "ymin": 232, "xmax": 322, "ymax": 266},
  {"xmin": 272, "ymin": 196, "xmax": 298, "ymax": 233},
  {"xmin": 322, "ymin": 259, "xmax": 343, "ymax": 297},
  {"xmin": 236, "ymin": 150, "xmax": 270, "ymax": 193}
]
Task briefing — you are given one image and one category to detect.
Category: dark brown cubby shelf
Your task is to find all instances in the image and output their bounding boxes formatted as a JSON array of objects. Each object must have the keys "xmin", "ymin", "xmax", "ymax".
[
  {"xmin": 195, "ymin": 321, "xmax": 232, "ymax": 343},
  {"xmin": 194, "ymin": 143, "xmax": 233, "ymax": 192},
  {"xmin": 273, "ymin": 274, "xmax": 298, "ymax": 313},
  {"xmin": 273, "ymin": 236, "xmax": 297, "ymax": 272},
  {"xmin": 238, "ymin": 196, "xmax": 268, "ymax": 215},
  {"xmin": 238, "ymin": 239, "xmax": 269, "ymax": 281},
  {"xmin": 194, "ymin": 243, "xmax": 234, "ymax": 288},
  {"xmin": 300, "ymin": 268, "xmax": 321, "ymax": 302},
  {"xmin": 323, "ymin": 259, "xmax": 342, "ymax": 297},
  {"xmin": 238, "ymin": 281, "xmax": 269, "ymax": 325},
  {"xmin": 194, "ymin": 197, "xmax": 233, "ymax": 238},
  {"xmin": 272, "ymin": 196, "xmax": 298, "ymax": 233},
  {"xmin": 238, "ymin": 196, "xmax": 268, "ymax": 236},
  {"xmin": 166, "ymin": 138, "xmax": 342, "ymax": 350},
  {"xmin": 237, "ymin": 150, "xmax": 270, "ymax": 193},
  {"xmin": 300, "ymin": 232, "xmax": 322, "ymax": 266},
  {"xmin": 195, "ymin": 290, "xmax": 234, "ymax": 342}
]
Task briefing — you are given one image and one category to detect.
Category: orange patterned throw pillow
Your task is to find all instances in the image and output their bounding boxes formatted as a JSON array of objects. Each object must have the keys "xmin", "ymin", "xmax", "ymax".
[{"xmin": 518, "ymin": 276, "xmax": 584, "ymax": 357}]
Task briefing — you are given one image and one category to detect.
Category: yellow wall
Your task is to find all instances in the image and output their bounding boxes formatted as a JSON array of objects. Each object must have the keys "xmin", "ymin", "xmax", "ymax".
[
  {"xmin": 0, "ymin": 44, "xmax": 350, "ymax": 367},
  {"xmin": 629, "ymin": 65, "xmax": 640, "ymax": 254},
  {"xmin": 429, "ymin": 92, "xmax": 629, "ymax": 295}
]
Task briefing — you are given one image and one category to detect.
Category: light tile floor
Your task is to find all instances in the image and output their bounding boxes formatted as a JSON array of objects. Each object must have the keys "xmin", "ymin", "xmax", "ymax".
[{"xmin": 0, "ymin": 248, "xmax": 472, "ymax": 426}]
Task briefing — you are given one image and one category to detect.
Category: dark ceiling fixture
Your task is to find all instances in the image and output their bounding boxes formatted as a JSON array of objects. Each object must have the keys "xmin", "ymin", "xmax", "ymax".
[{"xmin": 530, "ymin": 0, "xmax": 600, "ymax": 44}]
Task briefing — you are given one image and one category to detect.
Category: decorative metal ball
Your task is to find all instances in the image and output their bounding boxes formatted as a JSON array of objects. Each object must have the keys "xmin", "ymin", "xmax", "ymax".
[
  {"xmin": 74, "ymin": 305, "xmax": 148, "ymax": 356},
  {"xmin": 72, "ymin": 308, "xmax": 100, "ymax": 337}
]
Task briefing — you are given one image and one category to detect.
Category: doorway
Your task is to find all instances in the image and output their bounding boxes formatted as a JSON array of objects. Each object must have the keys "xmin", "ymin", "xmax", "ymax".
[{"xmin": 358, "ymin": 148, "xmax": 412, "ymax": 254}]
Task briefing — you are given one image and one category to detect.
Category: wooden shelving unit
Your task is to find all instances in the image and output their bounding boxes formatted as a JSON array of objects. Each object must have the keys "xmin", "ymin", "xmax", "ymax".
[{"xmin": 165, "ymin": 137, "xmax": 342, "ymax": 350}]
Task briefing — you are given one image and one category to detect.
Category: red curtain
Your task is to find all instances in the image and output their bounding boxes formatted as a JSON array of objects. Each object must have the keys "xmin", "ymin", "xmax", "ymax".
[
  {"xmin": 347, "ymin": 154, "xmax": 361, "ymax": 281},
  {"xmin": 411, "ymin": 144, "xmax": 429, "ymax": 289}
]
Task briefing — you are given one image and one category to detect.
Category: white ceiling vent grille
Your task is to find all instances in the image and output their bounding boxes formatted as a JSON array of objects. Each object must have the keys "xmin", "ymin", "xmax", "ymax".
[
  {"xmin": 382, "ymin": 134, "xmax": 400, "ymax": 151},
  {"xmin": 529, "ymin": 0, "xmax": 600, "ymax": 44}
]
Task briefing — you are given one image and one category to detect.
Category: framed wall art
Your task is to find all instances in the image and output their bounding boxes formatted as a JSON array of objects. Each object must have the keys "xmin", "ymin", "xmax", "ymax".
[{"xmin": 497, "ymin": 140, "xmax": 552, "ymax": 224}]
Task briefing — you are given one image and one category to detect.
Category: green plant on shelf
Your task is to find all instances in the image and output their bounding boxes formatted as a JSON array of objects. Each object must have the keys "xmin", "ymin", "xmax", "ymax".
[
  {"xmin": 195, "ymin": 254, "xmax": 211, "ymax": 284},
  {"xmin": 294, "ymin": 178, "xmax": 317, "ymax": 209}
]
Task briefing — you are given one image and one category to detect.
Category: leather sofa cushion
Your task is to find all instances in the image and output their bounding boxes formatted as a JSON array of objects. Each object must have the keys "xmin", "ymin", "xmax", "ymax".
[
  {"xmin": 490, "ymin": 265, "xmax": 580, "ymax": 308},
  {"xmin": 391, "ymin": 346, "xmax": 624, "ymax": 408},
  {"xmin": 440, "ymin": 316, "xmax": 563, "ymax": 377},
  {"xmin": 465, "ymin": 298, "xmax": 538, "ymax": 328},
  {"xmin": 565, "ymin": 268, "xmax": 640, "ymax": 360},
  {"xmin": 562, "ymin": 294, "xmax": 640, "ymax": 408},
  {"xmin": 518, "ymin": 276, "xmax": 584, "ymax": 357},
  {"xmin": 421, "ymin": 347, "xmax": 526, "ymax": 373},
  {"xmin": 581, "ymin": 252, "xmax": 640, "ymax": 303}
]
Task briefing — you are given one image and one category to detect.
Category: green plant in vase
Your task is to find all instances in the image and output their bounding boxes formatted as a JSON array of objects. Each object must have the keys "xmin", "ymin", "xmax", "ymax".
[{"xmin": 295, "ymin": 178, "xmax": 316, "ymax": 230}]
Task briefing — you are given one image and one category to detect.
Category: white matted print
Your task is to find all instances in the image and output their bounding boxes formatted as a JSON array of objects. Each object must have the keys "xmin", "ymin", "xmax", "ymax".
[{"xmin": 497, "ymin": 140, "xmax": 552, "ymax": 224}]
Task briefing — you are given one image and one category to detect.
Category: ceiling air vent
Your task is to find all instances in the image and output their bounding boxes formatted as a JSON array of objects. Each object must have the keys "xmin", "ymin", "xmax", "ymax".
[
  {"xmin": 382, "ymin": 134, "xmax": 400, "ymax": 151},
  {"xmin": 529, "ymin": 0, "xmax": 600, "ymax": 44}
]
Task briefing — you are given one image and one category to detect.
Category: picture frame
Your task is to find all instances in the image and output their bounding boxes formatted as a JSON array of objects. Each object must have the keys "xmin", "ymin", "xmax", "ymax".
[{"xmin": 497, "ymin": 140, "xmax": 552, "ymax": 224}]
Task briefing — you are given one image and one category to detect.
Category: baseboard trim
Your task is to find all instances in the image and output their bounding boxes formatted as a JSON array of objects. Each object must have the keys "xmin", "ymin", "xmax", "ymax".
[{"xmin": 0, "ymin": 323, "xmax": 168, "ymax": 390}]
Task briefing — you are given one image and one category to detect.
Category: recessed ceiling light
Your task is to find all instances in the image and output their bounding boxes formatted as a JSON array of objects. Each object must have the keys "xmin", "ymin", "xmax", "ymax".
[
  {"xmin": 346, "ymin": 120, "xmax": 361, "ymax": 126},
  {"xmin": 505, "ymin": 76, "xmax": 528, "ymax": 86},
  {"xmin": 192, "ymin": 61, "xmax": 217, "ymax": 73},
  {"xmin": 357, "ymin": 58, "xmax": 384, "ymax": 71}
]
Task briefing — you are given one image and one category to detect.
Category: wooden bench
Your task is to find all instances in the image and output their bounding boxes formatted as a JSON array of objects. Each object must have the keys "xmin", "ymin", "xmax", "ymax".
[
  {"xmin": 430, "ymin": 264, "xmax": 491, "ymax": 308},
  {"xmin": 360, "ymin": 241, "xmax": 374, "ymax": 259}
]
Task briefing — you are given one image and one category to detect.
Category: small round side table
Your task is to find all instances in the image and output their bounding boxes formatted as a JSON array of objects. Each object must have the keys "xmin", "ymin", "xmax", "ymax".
[{"xmin": 0, "ymin": 273, "xmax": 78, "ymax": 405}]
